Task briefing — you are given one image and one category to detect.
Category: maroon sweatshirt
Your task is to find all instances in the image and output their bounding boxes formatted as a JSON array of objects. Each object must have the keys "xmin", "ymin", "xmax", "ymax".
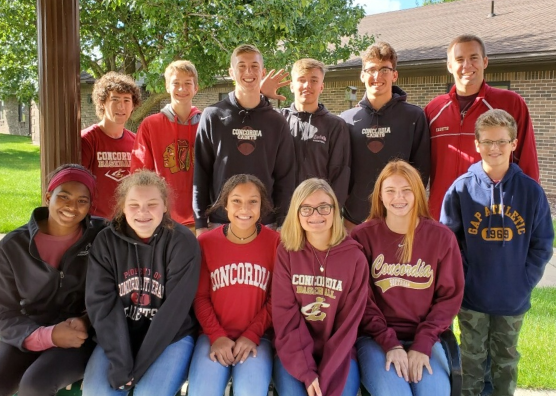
[
  {"xmin": 272, "ymin": 236, "xmax": 368, "ymax": 396},
  {"xmin": 351, "ymin": 218, "xmax": 464, "ymax": 356}
]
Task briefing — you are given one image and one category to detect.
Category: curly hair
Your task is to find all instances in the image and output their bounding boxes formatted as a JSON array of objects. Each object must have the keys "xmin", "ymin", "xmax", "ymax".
[
  {"xmin": 92, "ymin": 71, "xmax": 142, "ymax": 119},
  {"xmin": 361, "ymin": 41, "xmax": 398, "ymax": 69}
]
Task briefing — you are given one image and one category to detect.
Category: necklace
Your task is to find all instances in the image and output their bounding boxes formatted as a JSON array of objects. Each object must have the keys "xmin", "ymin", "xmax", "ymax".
[
  {"xmin": 228, "ymin": 224, "xmax": 257, "ymax": 241},
  {"xmin": 311, "ymin": 245, "xmax": 331, "ymax": 273}
]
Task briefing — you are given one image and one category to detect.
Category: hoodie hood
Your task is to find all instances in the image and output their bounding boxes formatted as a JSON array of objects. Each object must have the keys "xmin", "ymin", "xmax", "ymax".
[
  {"xmin": 359, "ymin": 86, "xmax": 407, "ymax": 114},
  {"xmin": 226, "ymin": 91, "xmax": 274, "ymax": 123},
  {"xmin": 160, "ymin": 103, "xmax": 201, "ymax": 125}
]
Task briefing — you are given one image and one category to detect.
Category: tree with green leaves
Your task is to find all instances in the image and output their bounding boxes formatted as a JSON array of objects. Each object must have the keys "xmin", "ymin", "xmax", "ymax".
[{"xmin": 0, "ymin": 0, "xmax": 372, "ymax": 122}]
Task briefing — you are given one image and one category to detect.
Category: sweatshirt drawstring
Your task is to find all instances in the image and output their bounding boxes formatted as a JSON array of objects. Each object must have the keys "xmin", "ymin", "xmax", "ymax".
[
  {"xmin": 487, "ymin": 184, "xmax": 494, "ymax": 238},
  {"xmin": 499, "ymin": 183, "xmax": 506, "ymax": 246},
  {"xmin": 239, "ymin": 109, "xmax": 250, "ymax": 123}
]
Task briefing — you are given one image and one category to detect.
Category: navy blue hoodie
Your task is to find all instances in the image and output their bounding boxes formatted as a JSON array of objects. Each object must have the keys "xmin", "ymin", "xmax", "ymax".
[
  {"xmin": 440, "ymin": 162, "xmax": 553, "ymax": 315},
  {"xmin": 340, "ymin": 87, "xmax": 430, "ymax": 224}
]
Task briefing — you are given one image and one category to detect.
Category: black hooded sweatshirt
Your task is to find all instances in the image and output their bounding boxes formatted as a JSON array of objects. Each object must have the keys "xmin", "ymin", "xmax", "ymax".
[
  {"xmin": 193, "ymin": 92, "xmax": 295, "ymax": 228},
  {"xmin": 281, "ymin": 103, "xmax": 351, "ymax": 207},
  {"xmin": 86, "ymin": 219, "xmax": 200, "ymax": 389},
  {"xmin": 340, "ymin": 86, "xmax": 430, "ymax": 224}
]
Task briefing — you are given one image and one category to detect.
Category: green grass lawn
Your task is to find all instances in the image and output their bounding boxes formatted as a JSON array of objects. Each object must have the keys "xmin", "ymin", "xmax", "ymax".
[
  {"xmin": 0, "ymin": 134, "xmax": 41, "ymax": 233},
  {"xmin": 454, "ymin": 287, "xmax": 556, "ymax": 390}
]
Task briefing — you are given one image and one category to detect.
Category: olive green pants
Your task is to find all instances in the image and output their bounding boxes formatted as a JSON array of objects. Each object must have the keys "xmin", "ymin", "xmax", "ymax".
[{"xmin": 458, "ymin": 307, "xmax": 524, "ymax": 396}]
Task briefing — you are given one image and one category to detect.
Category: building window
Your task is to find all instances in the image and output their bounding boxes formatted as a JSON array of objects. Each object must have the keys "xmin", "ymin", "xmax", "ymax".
[
  {"xmin": 18, "ymin": 103, "xmax": 26, "ymax": 123},
  {"xmin": 219, "ymin": 93, "xmax": 227, "ymax": 101}
]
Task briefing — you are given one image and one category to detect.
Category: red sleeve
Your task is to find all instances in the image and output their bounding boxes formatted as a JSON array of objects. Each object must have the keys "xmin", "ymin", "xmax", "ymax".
[
  {"xmin": 410, "ymin": 231, "xmax": 464, "ymax": 356},
  {"xmin": 131, "ymin": 119, "xmax": 155, "ymax": 172},
  {"xmin": 81, "ymin": 132, "xmax": 94, "ymax": 169},
  {"xmin": 272, "ymin": 246, "xmax": 318, "ymax": 389},
  {"xmin": 193, "ymin": 253, "xmax": 228, "ymax": 344},
  {"xmin": 240, "ymin": 239, "xmax": 278, "ymax": 345},
  {"xmin": 318, "ymin": 252, "xmax": 369, "ymax": 396},
  {"xmin": 512, "ymin": 97, "xmax": 539, "ymax": 182}
]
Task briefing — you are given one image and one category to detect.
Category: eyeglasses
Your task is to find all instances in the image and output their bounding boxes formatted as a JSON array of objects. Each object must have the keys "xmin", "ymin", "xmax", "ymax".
[
  {"xmin": 478, "ymin": 139, "xmax": 514, "ymax": 148},
  {"xmin": 363, "ymin": 67, "xmax": 394, "ymax": 76},
  {"xmin": 299, "ymin": 204, "xmax": 334, "ymax": 217}
]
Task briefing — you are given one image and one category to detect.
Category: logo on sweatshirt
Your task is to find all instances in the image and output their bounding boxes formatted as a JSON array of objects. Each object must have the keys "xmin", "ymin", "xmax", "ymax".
[
  {"xmin": 210, "ymin": 262, "xmax": 271, "ymax": 292},
  {"xmin": 163, "ymin": 139, "xmax": 192, "ymax": 173},
  {"xmin": 362, "ymin": 125, "xmax": 391, "ymax": 153},
  {"xmin": 312, "ymin": 134, "xmax": 327, "ymax": 144},
  {"xmin": 301, "ymin": 297, "xmax": 330, "ymax": 321},
  {"xmin": 371, "ymin": 254, "xmax": 434, "ymax": 292},
  {"xmin": 233, "ymin": 126, "xmax": 262, "ymax": 155},
  {"xmin": 292, "ymin": 274, "xmax": 343, "ymax": 299},
  {"xmin": 468, "ymin": 204, "xmax": 524, "ymax": 240}
]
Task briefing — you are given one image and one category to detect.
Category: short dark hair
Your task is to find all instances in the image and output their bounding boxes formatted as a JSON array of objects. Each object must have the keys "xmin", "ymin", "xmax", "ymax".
[
  {"xmin": 361, "ymin": 42, "xmax": 398, "ymax": 69},
  {"xmin": 447, "ymin": 34, "xmax": 487, "ymax": 59}
]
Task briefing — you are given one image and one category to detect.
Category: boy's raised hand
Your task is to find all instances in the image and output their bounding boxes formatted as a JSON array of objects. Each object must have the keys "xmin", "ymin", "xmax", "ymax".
[{"xmin": 261, "ymin": 69, "xmax": 290, "ymax": 101}]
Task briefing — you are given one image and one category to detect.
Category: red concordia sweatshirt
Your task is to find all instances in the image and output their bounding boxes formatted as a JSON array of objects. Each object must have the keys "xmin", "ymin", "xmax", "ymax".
[
  {"xmin": 194, "ymin": 225, "xmax": 279, "ymax": 345},
  {"xmin": 273, "ymin": 237, "xmax": 368, "ymax": 396},
  {"xmin": 351, "ymin": 218, "xmax": 464, "ymax": 356}
]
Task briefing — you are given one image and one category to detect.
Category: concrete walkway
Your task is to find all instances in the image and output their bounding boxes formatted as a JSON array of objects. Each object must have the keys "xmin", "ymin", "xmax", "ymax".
[{"xmin": 0, "ymin": 233, "xmax": 555, "ymax": 394}]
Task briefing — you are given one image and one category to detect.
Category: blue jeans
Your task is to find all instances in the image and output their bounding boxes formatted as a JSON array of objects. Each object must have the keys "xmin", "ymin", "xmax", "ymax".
[
  {"xmin": 82, "ymin": 335, "xmax": 195, "ymax": 396},
  {"xmin": 187, "ymin": 334, "xmax": 272, "ymax": 396},
  {"xmin": 356, "ymin": 337, "xmax": 450, "ymax": 396},
  {"xmin": 272, "ymin": 355, "xmax": 360, "ymax": 396}
]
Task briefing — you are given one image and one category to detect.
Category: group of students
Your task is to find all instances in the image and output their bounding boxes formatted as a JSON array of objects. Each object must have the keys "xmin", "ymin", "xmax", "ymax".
[{"xmin": 0, "ymin": 33, "xmax": 553, "ymax": 396}]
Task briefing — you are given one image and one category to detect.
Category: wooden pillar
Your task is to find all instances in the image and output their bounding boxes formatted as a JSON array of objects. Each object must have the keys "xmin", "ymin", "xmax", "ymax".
[{"xmin": 36, "ymin": 0, "xmax": 80, "ymax": 197}]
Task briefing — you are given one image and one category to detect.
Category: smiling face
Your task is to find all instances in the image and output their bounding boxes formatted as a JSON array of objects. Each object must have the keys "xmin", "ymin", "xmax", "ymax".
[
  {"xmin": 123, "ymin": 185, "xmax": 167, "ymax": 238},
  {"xmin": 380, "ymin": 174, "xmax": 415, "ymax": 221},
  {"xmin": 298, "ymin": 190, "xmax": 334, "ymax": 238},
  {"xmin": 46, "ymin": 181, "xmax": 91, "ymax": 236},
  {"xmin": 166, "ymin": 70, "xmax": 198, "ymax": 108},
  {"xmin": 225, "ymin": 182, "xmax": 262, "ymax": 232},
  {"xmin": 475, "ymin": 126, "xmax": 517, "ymax": 174},
  {"xmin": 447, "ymin": 40, "xmax": 488, "ymax": 95},
  {"xmin": 290, "ymin": 68, "xmax": 324, "ymax": 112},
  {"xmin": 101, "ymin": 91, "xmax": 134, "ymax": 126},
  {"xmin": 360, "ymin": 58, "xmax": 398, "ymax": 100},
  {"xmin": 229, "ymin": 51, "xmax": 266, "ymax": 93}
]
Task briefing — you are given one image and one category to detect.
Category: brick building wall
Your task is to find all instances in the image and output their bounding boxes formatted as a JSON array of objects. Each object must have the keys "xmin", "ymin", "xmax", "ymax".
[
  {"xmin": 0, "ymin": 97, "xmax": 34, "ymax": 137},
  {"xmin": 318, "ymin": 70, "xmax": 556, "ymax": 195},
  {"xmin": 6, "ymin": 68, "xmax": 555, "ymax": 194}
]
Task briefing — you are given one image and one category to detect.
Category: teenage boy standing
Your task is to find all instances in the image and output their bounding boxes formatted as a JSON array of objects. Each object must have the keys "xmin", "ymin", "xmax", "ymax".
[
  {"xmin": 340, "ymin": 42, "xmax": 430, "ymax": 231},
  {"xmin": 278, "ymin": 58, "xmax": 350, "ymax": 207},
  {"xmin": 425, "ymin": 34, "xmax": 539, "ymax": 220},
  {"xmin": 440, "ymin": 109, "xmax": 552, "ymax": 396},
  {"xmin": 193, "ymin": 44, "xmax": 295, "ymax": 235},
  {"xmin": 131, "ymin": 60, "xmax": 201, "ymax": 231},
  {"xmin": 81, "ymin": 72, "xmax": 141, "ymax": 219}
]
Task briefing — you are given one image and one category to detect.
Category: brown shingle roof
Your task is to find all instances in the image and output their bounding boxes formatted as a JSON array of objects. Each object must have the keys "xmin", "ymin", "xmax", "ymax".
[{"xmin": 332, "ymin": 0, "xmax": 556, "ymax": 69}]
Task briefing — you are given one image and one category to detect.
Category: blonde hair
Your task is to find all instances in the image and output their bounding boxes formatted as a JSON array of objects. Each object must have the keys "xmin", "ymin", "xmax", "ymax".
[
  {"xmin": 230, "ymin": 44, "xmax": 263, "ymax": 67},
  {"xmin": 368, "ymin": 160, "xmax": 431, "ymax": 262},
  {"xmin": 475, "ymin": 109, "xmax": 517, "ymax": 141},
  {"xmin": 281, "ymin": 178, "xmax": 346, "ymax": 252},
  {"xmin": 113, "ymin": 170, "xmax": 173, "ymax": 231},
  {"xmin": 291, "ymin": 58, "xmax": 327, "ymax": 78},
  {"xmin": 164, "ymin": 60, "xmax": 199, "ymax": 88}
]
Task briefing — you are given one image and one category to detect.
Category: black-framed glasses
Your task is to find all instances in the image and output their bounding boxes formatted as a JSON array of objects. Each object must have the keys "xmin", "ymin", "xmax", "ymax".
[
  {"xmin": 299, "ymin": 204, "xmax": 334, "ymax": 217},
  {"xmin": 363, "ymin": 66, "xmax": 394, "ymax": 76},
  {"xmin": 478, "ymin": 139, "xmax": 514, "ymax": 148}
]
